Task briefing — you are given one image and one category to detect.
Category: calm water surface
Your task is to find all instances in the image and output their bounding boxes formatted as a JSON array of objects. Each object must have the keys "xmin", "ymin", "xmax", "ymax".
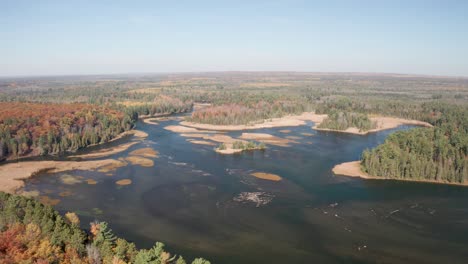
[{"xmin": 24, "ymin": 118, "xmax": 468, "ymax": 264}]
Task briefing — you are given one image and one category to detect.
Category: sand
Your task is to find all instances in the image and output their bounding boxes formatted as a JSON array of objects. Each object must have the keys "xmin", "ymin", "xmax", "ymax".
[
  {"xmin": 285, "ymin": 136, "xmax": 302, "ymax": 140},
  {"xmin": 124, "ymin": 156, "xmax": 154, "ymax": 167},
  {"xmin": 164, "ymin": 125, "xmax": 218, "ymax": 133},
  {"xmin": 279, "ymin": 129, "xmax": 291, "ymax": 133},
  {"xmin": 97, "ymin": 160, "xmax": 128, "ymax": 173},
  {"xmin": 116, "ymin": 179, "xmax": 132, "ymax": 186},
  {"xmin": 215, "ymin": 147, "xmax": 245, "ymax": 154},
  {"xmin": 332, "ymin": 161, "xmax": 468, "ymax": 186},
  {"xmin": 250, "ymin": 172, "xmax": 282, "ymax": 181},
  {"xmin": 238, "ymin": 133, "xmax": 293, "ymax": 147},
  {"xmin": 69, "ymin": 142, "xmax": 138, "ymax": 159},
  {"xmin": 0, "ymin": 159, "xmax": 127, "ymax": 193},
  {"xmin": 180, "ymin": 133, "xmax": 243, "ymax": 145},
  {"xmin": 180, "ymin": 112, "xmax": 429, "ymax": 136},
  {"xmin": 131, "ymin": 130, "xmax": 149, "ymax": 139},
  {"xmin": 313, "ymin": 116, "xmax": 432, "ymax": 135},
  {"xmin": 142, "ymin": 118, "xmax": 159, "ymax": 125},
  {"xmin": 187, "ymin": 139, "xmax": 217, "ymax": 146},
  {"xmin": 129, "ymin": 148, "xmax": 159, "ymax": 158},
  {"xmin": 180, "ymin": 112, "xmax": 328, "ymax": 131},
  {"xmin": 86, "ymin": 179, "xmax": 98, "ymax": 185},
  {"xmin": 165, "ymin": 125, "xmax": 200, "ymax": 133}
]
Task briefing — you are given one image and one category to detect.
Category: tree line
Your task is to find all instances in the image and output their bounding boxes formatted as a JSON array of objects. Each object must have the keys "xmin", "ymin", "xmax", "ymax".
[
  {"xmin": 0, "ymin": 192, "xmax": 210, "ymax": 264},
  {"xmin": 361, "ymin": 104, "xmax": 468, "ymax": 183},
  {"xmin": 187, "ymin": 101, "xmax": 308, "ymax": 125},
  {"xmin": 317, "ymin": 110, "xmax": 376, "ymax": 131},
  {"xmin": 0, "ymin": 102, "xmax": 136, "ymax": 160}
]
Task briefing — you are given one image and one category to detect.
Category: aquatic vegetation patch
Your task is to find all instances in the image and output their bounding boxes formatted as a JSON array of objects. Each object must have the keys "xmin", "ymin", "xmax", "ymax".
[
  {"xmin": 58, "ymin": 190, "xmax": 73, "ymax": 197},
  {"xmin": 60, "ymin": 174, "xmax": 82, "ymax": 185},
  {"xmin": 38, "ymin": 195, "xmax": 60, "ymax": 206},
  {"xmin": 92, "ymin": 207, "xmax": 104, "ymax": 215},
  {"xmin": 233, "ymin": 192, "xmax": 274, "ymax": 207}
]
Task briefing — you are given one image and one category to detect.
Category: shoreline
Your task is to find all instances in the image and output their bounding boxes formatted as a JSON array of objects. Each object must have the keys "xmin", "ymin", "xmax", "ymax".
[
  {"xmin": 0, "ymin": 159, "xmax": 126, "ymax": 194},
  {"xmin": 180, "ymin": 112, "xmax": 327, "ymax": 131},
  {"xmin": 313, "ymin": 116, "xmax": 432, "ymax": 135},
  {"xmin": 0, "ymin": 128, "xmax": 149, "ymax": 194},
  {"xmin": 180, "ymin": 112, "xmax": 431, "ymax": 135},
  {"xmin": 332, "ymin": 161, "xmax": 468, "ymax": 187}
]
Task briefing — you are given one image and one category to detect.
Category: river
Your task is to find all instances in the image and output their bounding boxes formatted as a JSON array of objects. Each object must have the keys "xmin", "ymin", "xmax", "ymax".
[{"xmin": 23, "ymin": 117, "xmax": 468, "ymax": 264}]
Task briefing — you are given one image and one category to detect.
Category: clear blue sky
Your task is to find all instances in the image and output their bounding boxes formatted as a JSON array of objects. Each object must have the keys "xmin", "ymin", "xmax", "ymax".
[{"xmin": 1, "ymin": 0, "xmax": 467, "ymax": 77}]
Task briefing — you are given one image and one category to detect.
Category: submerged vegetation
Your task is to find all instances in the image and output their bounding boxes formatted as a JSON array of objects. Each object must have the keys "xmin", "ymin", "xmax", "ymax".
[{"xmin": 0, "ymin": 192, "xmax": 210, "ymax": 264}]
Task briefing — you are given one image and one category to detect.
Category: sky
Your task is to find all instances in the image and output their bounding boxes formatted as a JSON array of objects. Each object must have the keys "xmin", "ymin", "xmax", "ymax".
[{"xmin": 1, "ymin": 0, "xmax": 467, "ymax": 77}]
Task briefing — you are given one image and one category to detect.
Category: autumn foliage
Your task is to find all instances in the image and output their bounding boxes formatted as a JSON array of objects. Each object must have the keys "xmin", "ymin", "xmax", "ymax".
[
  {"xmin": 187, "ymin": 101, "xmax": 306, "ymax": 125},
  {"xmin": 0, "ymin": 102, "xmax": 135, "ymax": 160},
  {"xmin": 0, "ymin": 192, "xmax": 210, "ymax": 264}
]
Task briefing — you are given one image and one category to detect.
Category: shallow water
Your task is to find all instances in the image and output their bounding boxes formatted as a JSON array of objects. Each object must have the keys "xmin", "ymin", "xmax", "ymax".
[{"xmin": 24, "ymin": 118, "xmax": 468, "ymax": 264}]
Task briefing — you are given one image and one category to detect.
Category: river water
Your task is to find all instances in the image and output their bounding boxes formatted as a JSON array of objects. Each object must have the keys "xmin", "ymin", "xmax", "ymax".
[{"xmin": 24, "ymin": 118, "xmax": 468, "ymax": 264}]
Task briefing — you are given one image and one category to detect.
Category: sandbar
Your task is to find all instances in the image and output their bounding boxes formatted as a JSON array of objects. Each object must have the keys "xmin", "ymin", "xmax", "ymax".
[
  {"xmin": 250, "ymin": 172, "xmax": 282, "ymax": 181},
  {"xmin": 0, "ymin": 159, "xmax": 127, "ymax": 193},
  {"xmin": 332, "ymin": 161, "xmax": 468, "ymax": 186},
  {"xmin": 180, "ymin": 112, "xmax": 328, "ymax": 131},
  {"xmin": 313, "ymin": 116, "xmax": 432, "ymax": 135}
]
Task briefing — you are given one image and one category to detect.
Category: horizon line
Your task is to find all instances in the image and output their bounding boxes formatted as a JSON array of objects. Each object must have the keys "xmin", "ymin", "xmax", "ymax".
[{"xmin": 1, "ymin": 70, "xmax": 467, "ymax": 80}]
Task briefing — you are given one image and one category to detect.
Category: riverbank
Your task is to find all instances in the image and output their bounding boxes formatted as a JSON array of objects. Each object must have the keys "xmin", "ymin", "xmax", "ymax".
[
  {"xmin": 0, "ymin": 159, "xmax": 126, "ymax": 194},
  {"xmin": 180, "ymin": 112, "xmax": 431, "ymax": 135},
  {"xmin": 180, "ymin": 112, "xmax": 328, "ymax": 131},
  {"xmin": 0, "ymin": 128, "xmax": 150, "ymax": 193},
  {"xmin": 313, "ymin": 117, "xmax": 432, "ymax": 135},
  {"xmin": 67, "ymin": 130, "xmax": 147, "ymax": 159},
  {"xmin": 332, "ymin": 161, "xmax": 468, "ymax": 186}
]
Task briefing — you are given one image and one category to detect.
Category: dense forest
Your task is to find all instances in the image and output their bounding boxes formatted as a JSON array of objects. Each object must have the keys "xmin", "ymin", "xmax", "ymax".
[
  {"xmin": 317, "ymin": 110, "xmax": 376, "ymax": 131},
  {"xmin": 0, "ymin": 95, "xmax": 194, "ymax": 161},
  {"xmin": 124, "ymin": 96, "xmax": 193, "ymax": 117},
  {"xmin": 187, "ymin": 101, "xmax": 308, "ymax": 125},
  {"xmin": 361, "ymin": 104, "xmax": 468, "ymax": 183},
  {"xmin": 0, "ymin": 192, "xmax": 209, "ymax": 264},
  {"xmin": 0, "ymin": 103, "xmax": 136, "ymax": 160}
]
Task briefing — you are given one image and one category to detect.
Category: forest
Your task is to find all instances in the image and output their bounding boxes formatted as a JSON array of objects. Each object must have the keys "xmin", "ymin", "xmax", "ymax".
[
  {"xmin": 0, "ymin": 95, "xmax": 194, "ymax": 161},
  {"xmin": 186, "ymin": 101, "xmax": 307, "ymax": 125},
  {"xmin": 0, "ymin": 192, "xmax": 210, "ymax": 264},
  {"xmin": 0, "ymin": 72, "xmax": 467, "ymax": 262},
  {"xmin": 0, "ymin": 102, "xmax": 135, "ymax": 160},
  {"xmin": 361, "ymin": 104, "xmax": 468, "ymax": 183},
  {"xmin": 317, "ymin": 110, "xmax": 376, "ymax": 131}
]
